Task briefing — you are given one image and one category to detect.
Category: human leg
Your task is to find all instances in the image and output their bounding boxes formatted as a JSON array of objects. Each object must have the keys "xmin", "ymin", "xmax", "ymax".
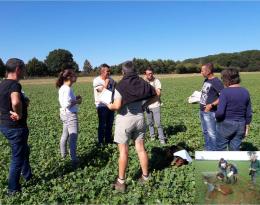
[
  {"xmin": 135, "ymin": 139, "xmax": 149, "ymax": 177},
  {"xmin": 216, "ymin": 120, "xmax": 236, "ymax": 151},
  {"xmin": 146, "ymin": 109, "xmax": 155, "ymax": 139},
  {"xmin": 67, "ymin": 113, "xmax": 78, "ymax": 162},
  {"xmin": 0, "ymin": 127, "xmax": 30, "ymax": 192},
  {"xmin": 152, "ymin": 107, "xmax": 165, "ymax": 143},
  {"xmin": 20, "ymin": 127, "xmax": 32, "ymax": 181},
  {"xmin": 60, "ymin": 113, "xmax": 69, "ymax": 158},
  {"xmin": 105, "ymin": 108, "xmax": 114, "ymax": 144},
  {"xmin": 200, "ymin": 111, "xmax": 217, "ymax": 151},
  {"xmin": 97, "ymin": 107, "xmax": 106, "ymax": 145},
  {"xmin": 229, "ymin": 121, "xmax": 245, "ymax": 151}
]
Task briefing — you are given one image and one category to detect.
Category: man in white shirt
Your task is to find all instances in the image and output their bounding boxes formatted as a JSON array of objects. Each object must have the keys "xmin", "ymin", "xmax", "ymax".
[
  {"xmin": 93, "ymin": 64, "xmax": 115, "ymax": 146},
  {"xmin": 144, "ymin": 67, "xmax": 166, "ymax": 144}
]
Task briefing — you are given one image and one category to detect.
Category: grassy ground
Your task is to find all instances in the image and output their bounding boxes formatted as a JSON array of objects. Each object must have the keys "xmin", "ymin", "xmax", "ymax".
[
  {"xmin": 195, "ymin": 160, "xmax": 260, "ymax": 204},
  {"xmin": 0, "ymin": 73, "xmax": 259, "ymax": 203}
]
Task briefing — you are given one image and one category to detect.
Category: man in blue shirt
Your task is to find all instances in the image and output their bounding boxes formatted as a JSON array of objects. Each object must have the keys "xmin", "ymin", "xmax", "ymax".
[{"xmin": 199, "ymin": 63, "xmax": 224, "ymax": 151}]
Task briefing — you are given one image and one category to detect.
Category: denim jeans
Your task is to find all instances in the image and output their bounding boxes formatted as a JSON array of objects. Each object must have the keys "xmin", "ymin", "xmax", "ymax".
[
  {"xmin": 97, "ymin": 106, "xmax": 114, "ymax": 144},
  {"xmin": 0, "ymin": 126, "xmax": 32, "ymax": 192},
  {"xmin": 146, "ymin": 106, "xmax": 165, "ymax": 141},
  {"xmin": 200, "ymin": 111, "xmax": 217, "ymax": 151},
  {"xmin": 216, "ymin": 120, "xmax": 245, "ymax": 151}
]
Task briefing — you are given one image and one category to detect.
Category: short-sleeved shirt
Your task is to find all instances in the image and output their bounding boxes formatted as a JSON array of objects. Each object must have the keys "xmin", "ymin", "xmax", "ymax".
[
  {"xmin": 147, "ymin": 78, "xmax": 161, "ymax": 109},
  {"xmin": 113, "ymin": 89, "xmax": 145, "ymax": 144},
  {"xmin": 114, "ymin": 89, "xmax": 143, "ymax": 117},
  {"xmin": 230, "ymin": 165, "xmax": 238, "ymax": 174},
  {"xmin": 93, "ymin": 76, "xmax": 115, "ymax": 107},
  {"xmin": 200, "ymin": 77, "xmax": 224, "ymax": 111},
  {"xmin": 0, "ymin": 79, "xmax": 27, "ymax": 127},
  {"xmin": 58, "ymin": 84, "xmax": 78, "ymax": 113}
]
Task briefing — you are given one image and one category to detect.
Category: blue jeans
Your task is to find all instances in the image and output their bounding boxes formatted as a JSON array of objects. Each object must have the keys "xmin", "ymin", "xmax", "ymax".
[
  {"xmin": 97, "ymin": 107, "xmax": 114, "ymax": 144},
  {"xmin": 0, "ymin": 126, "xmax": 32, "ymax": 192},
  {"xmin": 216, "ymin": 120, "xmax": 245, "ymax": 151},
  {"xmin": 200, "ymin": 111, "xmax": 217, "ymax": 151}
]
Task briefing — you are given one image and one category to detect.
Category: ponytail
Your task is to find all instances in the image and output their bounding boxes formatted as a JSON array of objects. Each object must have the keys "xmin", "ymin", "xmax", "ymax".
[
  {"xmin": 56, "ymin": 69, "xmax": 75, "ymax": 88},
  {"xmin": 56, "ymin": 71, "xmax": 64, "ymax": 88}
]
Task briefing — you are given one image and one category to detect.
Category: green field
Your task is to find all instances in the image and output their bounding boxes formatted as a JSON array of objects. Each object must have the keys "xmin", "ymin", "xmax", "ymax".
[
  {"xmin": 195, "ymin": 160, "xmax": 260, "ymax": 204},
  {"xmin": 0, "ymin": 73, "xmax": 260, "ymax": 204}
]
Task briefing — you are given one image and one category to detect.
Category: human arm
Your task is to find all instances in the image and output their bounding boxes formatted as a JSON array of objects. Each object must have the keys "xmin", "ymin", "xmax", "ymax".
[
  {"xmin": 94, "ymin": 78, "xmax": 110, "ymax": 92},
  {"xmin": 215, "ymin": 92, "xmax": 227, "ymax": 121},
  {"xmin": 10, "ymin": 92, "xmax": 23, "ymax": 121},
  {"xmin": 69, "ymin": 95, "xmax": 82, "ymax": 108},
  {"xmin": 107, "ymin": 98, "xmax": 122, "ymax": 111},
  {"xmin": 245, "ymin": 96, "xmax": 252, "ymax": 137},
  {"xmin": 107, "ymin": 89, "xmax": 122, "ymax": 111},
  {"xmin": 204, "ymin": 99, "xmax": 219, "ymax": 112}
]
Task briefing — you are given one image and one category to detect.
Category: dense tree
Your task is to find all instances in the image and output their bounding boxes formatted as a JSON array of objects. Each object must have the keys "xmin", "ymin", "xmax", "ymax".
[
  {"xmin": 133, "ymin": 58, "xmax": 150, "ymax": 74},
  {"xmin": 82, "ymin": 59, "xmax": 93, "ymax": 74},
  {"xmin": 26, "ymin": 58, "xmax": 48, "ymax": 77},
  {"xmin": 45, "ymin": 49, "xmax": 79, "ymax": 75},
  {"xmin": 0, "ymin": 58, "xmax": 5, "ymax": 77}
]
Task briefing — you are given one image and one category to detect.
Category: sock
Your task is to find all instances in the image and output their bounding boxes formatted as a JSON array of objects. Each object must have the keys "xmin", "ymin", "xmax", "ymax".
[
  {"xmin": 142, "ymin": 174, "xmax": 149, "ymax": 181},
  {"xmin": 117, "ymin": 177, "xmax": 125, "ymax": 184}
]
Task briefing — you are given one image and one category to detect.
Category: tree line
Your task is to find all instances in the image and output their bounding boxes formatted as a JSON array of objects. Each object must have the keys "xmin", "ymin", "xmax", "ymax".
[{"xmin": 1, "ymin": 49, "xmax": 260, "ymax": 78}]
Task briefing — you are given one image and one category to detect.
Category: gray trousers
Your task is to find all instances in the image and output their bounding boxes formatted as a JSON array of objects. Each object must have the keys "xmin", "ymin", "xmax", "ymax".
[
  {"xmin": 146, "ymin": 106, "xmax": 165, "ymax": 140},
  {"xmin": 251, "ymin": 171, "xmax": 256, "ymax": 185},
  {"xmin": 60, "ymin": 112, "xmax": 78, "ymax": 161}
]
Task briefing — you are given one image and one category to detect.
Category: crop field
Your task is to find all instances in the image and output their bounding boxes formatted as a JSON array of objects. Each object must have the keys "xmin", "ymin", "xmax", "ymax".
[
  {"xmin": 0, "ymin": 73, "xmax": 259, "ymax": 204},
  {"xmin": 195, "ymin": 160, "xmax": 260, "ymax": 204}
]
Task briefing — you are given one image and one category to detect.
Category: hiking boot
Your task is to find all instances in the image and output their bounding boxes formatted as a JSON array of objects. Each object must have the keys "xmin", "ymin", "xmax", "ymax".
[
  {"xmin": 112, "ymin": 179, "xmax": 126, "ymax": 193},
  {"xmin": 138, "ymin": 175, "xmax": 149, "ymax": 184}
]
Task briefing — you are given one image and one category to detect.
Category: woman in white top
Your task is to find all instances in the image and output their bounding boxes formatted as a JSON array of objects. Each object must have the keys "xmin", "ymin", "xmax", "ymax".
[{"xmin": 56, "ymin": 69, "xmax": 82, "ymax": 168}]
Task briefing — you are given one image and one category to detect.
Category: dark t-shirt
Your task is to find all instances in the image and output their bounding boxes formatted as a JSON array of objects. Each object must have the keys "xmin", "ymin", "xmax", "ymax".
[
  {"xmin": 200, "ymin": 77, "xmax": 224, "ymax": 111},
  {"xmin": 0, "ymin": 79, "xmax": 28, "ymax": 127},
  {"xmin": 230, "ymin": 165, "xmax": 238, "ymax": 174}
]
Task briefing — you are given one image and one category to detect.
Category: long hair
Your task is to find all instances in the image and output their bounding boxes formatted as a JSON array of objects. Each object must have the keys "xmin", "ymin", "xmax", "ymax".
[{"xmin": 56, "ymin": 69, "xmax": 75, "ymax": 88}]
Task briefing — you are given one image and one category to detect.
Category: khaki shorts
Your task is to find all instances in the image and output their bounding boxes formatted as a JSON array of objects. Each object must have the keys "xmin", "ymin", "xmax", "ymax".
[{"xmin": 114, "ymin": 114, "xmax": 146, "ymax": 144}]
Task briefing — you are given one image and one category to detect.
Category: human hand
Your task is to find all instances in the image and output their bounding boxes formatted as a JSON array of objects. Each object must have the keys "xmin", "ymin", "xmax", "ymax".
[
  {"xmin": 10, "ymin": 111, "xmax": 21, "ymax": 121},
  {"xmin": 76, "ymin": 96, "xmax": 82, "ymax": 104},
  {"xmin": 104, "ymin": 78, "xmax": 110, "ymax": 88},
  {"xmin": 105, "ymin": 78, "xmax": 110, "ymax": 84},
  {"xmin": 245, "ymin": 125, "xmax": 250, "ymax": 137},
  {"xmin": 204, "ymin": 104, "xmax": 213, "ymax": 112}
]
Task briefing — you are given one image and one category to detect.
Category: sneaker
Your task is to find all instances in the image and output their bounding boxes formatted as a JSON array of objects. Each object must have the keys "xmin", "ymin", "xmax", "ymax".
[
  {"xmin": 6, "ymin": 190, "xmax": 21, "ymax": 197},
  {"xmin": 160, "ymin": 140, "xmax": 166, "ymax": 144},
  {"xmin": 71, "ymin": 159, "xmax": 79, "ymax": 169},
  {"xmin": 112, "ymin": 179, "xmax": 126, "ymax": 193},
  {"xmin": 138, "ymin": 175, "xmax": 149, "ymax": 184}
]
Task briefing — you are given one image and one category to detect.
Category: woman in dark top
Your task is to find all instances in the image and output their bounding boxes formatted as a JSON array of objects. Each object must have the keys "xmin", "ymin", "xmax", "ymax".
[{"xmin": 216, "ymin": 68, "xmax": 252, "ymax": 151}]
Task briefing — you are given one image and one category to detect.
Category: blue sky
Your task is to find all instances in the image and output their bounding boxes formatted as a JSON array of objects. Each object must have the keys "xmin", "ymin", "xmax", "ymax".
[{"xmin": 1, "ymin": 1, "xmax": 260, "ymax": 69}]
